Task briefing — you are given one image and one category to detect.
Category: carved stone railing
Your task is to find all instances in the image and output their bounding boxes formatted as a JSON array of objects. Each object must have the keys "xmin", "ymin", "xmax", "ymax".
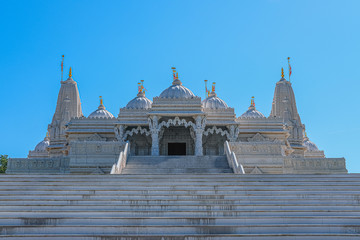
[
  {"xmin": 110, "ymin": 142, "xmax": 130, "ymax": 174},
  {"xmin": 224, "ymin": 141, "xmax": 245, "ymax": 174},
  {"xmin": 6, "ymin": 157, "xmax": 70, "ymax": 174},
  {"xmin": 283, "ymin": 157, "xmax": 347, "ymax": 174}
]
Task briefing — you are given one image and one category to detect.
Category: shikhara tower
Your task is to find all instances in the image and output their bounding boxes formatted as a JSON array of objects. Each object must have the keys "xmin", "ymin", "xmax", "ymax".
[
  {"xmin": 47, "ymin": 68, "xmax": 83, "ymax": 157},
  {"xmin": 9, "ymin": 64, "xmax": 346, "ymax": 174}
]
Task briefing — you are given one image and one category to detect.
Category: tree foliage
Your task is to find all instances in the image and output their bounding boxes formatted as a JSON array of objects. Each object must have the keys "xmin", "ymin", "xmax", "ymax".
[{"xmin": 0, "ymin": 155, "xmax": 8, "ymax": 173}]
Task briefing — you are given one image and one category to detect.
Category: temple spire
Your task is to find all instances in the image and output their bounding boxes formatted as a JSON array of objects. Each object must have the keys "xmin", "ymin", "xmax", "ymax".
[{"xmin": 48, "ymin": 64, "xmax": 83, "ymax": 157}]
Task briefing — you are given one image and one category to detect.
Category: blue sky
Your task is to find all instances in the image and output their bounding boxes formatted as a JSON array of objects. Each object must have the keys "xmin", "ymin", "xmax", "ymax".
[{"xmin": 0, "ymin": 0, "xmax": 359, "ymax": 172}]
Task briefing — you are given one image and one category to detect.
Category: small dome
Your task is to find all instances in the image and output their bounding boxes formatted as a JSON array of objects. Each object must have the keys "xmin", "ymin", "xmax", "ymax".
[
  {"xmin": 34, "ymin": 137, "xmax": 50, "ymax": 152},
  {"xmin": 202, "ymin": 92, "xmax": 228, "ymax": 109},
  {"xmin": 89, "ymin": 97, "xmax": 114, "ymax": 118},
  {"xmin": 126, "ymin": 91, "xmax": 152, "ymax": 109},
  {"xmin": 159, "ymin": 78, "xmax": 195, "ymax": 99},
  {"xmin": 240, "ymin": 97, "xmax": 265, "ymax": 119},
  {"xmin": 303, "ymin": 135, "xmax": 319, "ymax": 152}
]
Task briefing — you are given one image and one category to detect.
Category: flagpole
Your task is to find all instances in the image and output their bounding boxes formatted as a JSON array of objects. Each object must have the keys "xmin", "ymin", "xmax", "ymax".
[
  {"xmin": 287, "ymin": 57, "xmax": 291, "ymax": 82},
  {"xmin": 61, "ymin": 55, "xmax": 64, "ymax": 81}
]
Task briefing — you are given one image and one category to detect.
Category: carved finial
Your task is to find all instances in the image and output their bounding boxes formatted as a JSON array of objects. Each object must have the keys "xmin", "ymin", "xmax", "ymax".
[
  {"xmin": 69, "ymin": 67, "xmax": 72, "ymax": 78},
  {"xmin": 212, "ymin": 82, "xmax": 216, "ymax": 92},
  {"xmin": 251, "ymin": 96, "xmax": 255, "ymax": 107},
  {"xmin": 98, "ymin": 96, "xmax": 105, "ymax": 110},
  {"xmin": 281, "ymin": 67, "xmax": 284, "ymax": 78},
  {"xmin": 171, "ymin": 67, "xmax": 177, "ymax": 80},
  {"xmin": 137, "ymin": 80, "xmax": 146, "ymax": 96},
  {"xmin": 171, "ymin": 67, "xmax": 182, "ymax": 85},
  {"xmin": 305, "ymin": 131, "xmax": 308, "ymax": 138}
]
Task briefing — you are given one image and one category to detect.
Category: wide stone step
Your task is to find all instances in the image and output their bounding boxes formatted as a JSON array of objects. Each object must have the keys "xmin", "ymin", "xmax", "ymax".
[
  {"xmin": 121, "ymin": 168, "xmax": 233, "ymax": 174},
  {"xmin": 1, "ymin": 234, "xmax": 360, "ymax": 240},
  {"xmin": 1, "ymin": 204, "xmax": 359, "ymax": 211},
  {"xmin": 1, "ymin": 199, "xmax": 359, "ymax": 205},
  {"xmin": 1, "ymin": 193, "xmax": 359, "ymax": 200},
  {"xmin": 2, "ymin": 174, "xmax": 360, "ymax": 181},
  {"xmin": 4, "ymin": 180, "xmax": 360, "ymax": 186},
  {"xmin": 1, "ymin": 224, "xmax": 360, "ymax": 235},
  {"xmin": 2, "ymin": 216, "xmax": 359, "ymax": 226},
  {"xmin": 1, "ymin": 185, "xmax": 360, "ymax": 192},
  {"xmin": 1, "ymin": 210, "xmax": 359, "ymax": 217}
]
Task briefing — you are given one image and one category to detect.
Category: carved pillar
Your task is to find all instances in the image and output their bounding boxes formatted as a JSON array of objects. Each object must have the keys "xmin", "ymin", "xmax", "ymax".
[
  {"xmin": 114, "ymin": 125, "xmax": 125, "ymax": 144},
  {"xmin": 151, "ymin": 131, "xmax": 160, "ymax": 156},
  {"xmin": 195, "ymin": 116, "xmax": 205, "ymax": 156},
  {"xmin": 149, "ymin": 116, "xmax": 160, "ymax": 156}
]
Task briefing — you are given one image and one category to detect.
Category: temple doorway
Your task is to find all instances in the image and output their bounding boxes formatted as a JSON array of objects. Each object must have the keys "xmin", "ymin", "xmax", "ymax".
[
  {"xmin": 159, "ymin": 126, "xmax": 195, "ymax": 155},
  {"xmin": 168, "ymin": 143, "xmax": 186, "ymax": 155}
]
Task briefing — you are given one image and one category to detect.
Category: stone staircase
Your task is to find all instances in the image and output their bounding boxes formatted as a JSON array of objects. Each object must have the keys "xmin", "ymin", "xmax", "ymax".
[
  {"xmin": 1, "ymin": 173, "xmax": 360, "ymax": 239},
  {"xmin": 122, "ymin": 155, "xmax": 233, "ymax": 174}
]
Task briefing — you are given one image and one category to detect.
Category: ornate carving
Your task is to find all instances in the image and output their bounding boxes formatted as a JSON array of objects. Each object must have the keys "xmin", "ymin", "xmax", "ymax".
[
  {"xmin": 123, "ymin": 126, "xmax": 151, "ymax": 140},
  {"xmin": 247, "ymin": 133, "xmax": 269, "ymax": 142},
  {"xmin": 86, "ymin": 133, "xmax": 106, "ymax": 141},
  {"xmin": 203, "ymin": 126, "xmax": 230, "ymax": 139}
]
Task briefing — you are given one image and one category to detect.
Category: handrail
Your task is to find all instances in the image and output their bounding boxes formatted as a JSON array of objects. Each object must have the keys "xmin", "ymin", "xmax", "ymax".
[
  {"xmin": 224, "ymin": 141, "xmax": 245, "ymax": 174},
  {"xmin": 110, "ymin": 142, "xmax": 130, "ymax": 174}
]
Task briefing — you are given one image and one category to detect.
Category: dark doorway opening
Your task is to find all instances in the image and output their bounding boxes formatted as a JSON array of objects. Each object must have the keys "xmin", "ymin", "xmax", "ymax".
[{"xmin": 168, "ymin": 143, "xmax": 186, "ymax": 155}]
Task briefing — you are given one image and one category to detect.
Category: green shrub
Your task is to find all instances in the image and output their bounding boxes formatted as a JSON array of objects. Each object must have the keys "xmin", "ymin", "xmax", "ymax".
[{"xmin": 0, "ymin": 155, "xmax": 8, "ymax": 173}]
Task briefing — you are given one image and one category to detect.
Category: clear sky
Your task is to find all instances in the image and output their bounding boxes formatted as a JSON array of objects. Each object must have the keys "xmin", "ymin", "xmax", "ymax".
[{"xmin": 0, "ymin": 0, "xmax": 359, "ymax": 172}]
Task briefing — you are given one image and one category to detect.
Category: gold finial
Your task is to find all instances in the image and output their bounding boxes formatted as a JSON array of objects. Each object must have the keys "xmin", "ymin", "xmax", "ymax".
[
  {"xmin": 212, "ymin": 82, "xmax": 216, "ymax": 92},
  {"xmin": 305, "ymin": 131, "xmax": 307, "ymax": 138},
  {"xmin": 69, "ymin": 67, "xmax": 72, "ymax": 78},
  {"xmin": 171, "ymin": 67, "xmax": 179, "ymax": 80},
  {"xmin": 251, "ymin": 96, "xmax": 255, "ymax": 106},
  {"xmin": 99, "ymin": 96, "xmax": 103, "ymax": 105},
  {"xmin": 281, "ymin": 67, "xmax": 284, "ymax": 78}
]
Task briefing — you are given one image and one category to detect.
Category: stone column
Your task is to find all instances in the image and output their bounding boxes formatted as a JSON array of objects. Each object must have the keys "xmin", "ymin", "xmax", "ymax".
[
  {"xmin": 149, "ymin": 116, "xmax": 160, "ymax": 156},
  {"xmin": 151, "ymin": 131, "xmax": 160, "ymax": 156},
  {"xmin": 195, "ymin": 129, "xmax": 203, "ymax": 156},
  {"xmin": 195, "ymin": 116, "xmax": 204, "ymax": 156}
]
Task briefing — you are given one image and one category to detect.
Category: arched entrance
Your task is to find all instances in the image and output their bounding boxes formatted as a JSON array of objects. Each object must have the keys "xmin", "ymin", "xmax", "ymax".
[{"xmin": 159, "ymin": 126, "xmax": 195, "ymax": 155}]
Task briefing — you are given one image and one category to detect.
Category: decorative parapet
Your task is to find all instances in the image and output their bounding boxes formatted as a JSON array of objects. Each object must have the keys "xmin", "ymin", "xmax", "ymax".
[
  {"xmin": 6, "ymin": 157, "xmax": 70, "ymax": 174},
  {"xmin": 283, "ymin": 157, "xmax": 347, "ymax": 174}
]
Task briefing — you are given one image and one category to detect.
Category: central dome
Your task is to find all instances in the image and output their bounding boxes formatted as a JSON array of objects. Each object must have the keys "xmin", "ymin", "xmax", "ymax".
[{"xmin": 159, "ymin": 78, "xmax": 195, "ymax": 99}]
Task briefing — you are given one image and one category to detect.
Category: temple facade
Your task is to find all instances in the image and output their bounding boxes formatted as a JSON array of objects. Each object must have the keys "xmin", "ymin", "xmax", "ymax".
[{"xmin": 7, "ymin": 67, "xmax": 347, "ymax": 174}]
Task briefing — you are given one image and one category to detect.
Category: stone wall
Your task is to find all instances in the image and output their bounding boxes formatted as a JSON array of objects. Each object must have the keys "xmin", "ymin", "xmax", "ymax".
[{"xmin": 6, "ymin": 157, "xmax": 70, "ymax": 174}]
